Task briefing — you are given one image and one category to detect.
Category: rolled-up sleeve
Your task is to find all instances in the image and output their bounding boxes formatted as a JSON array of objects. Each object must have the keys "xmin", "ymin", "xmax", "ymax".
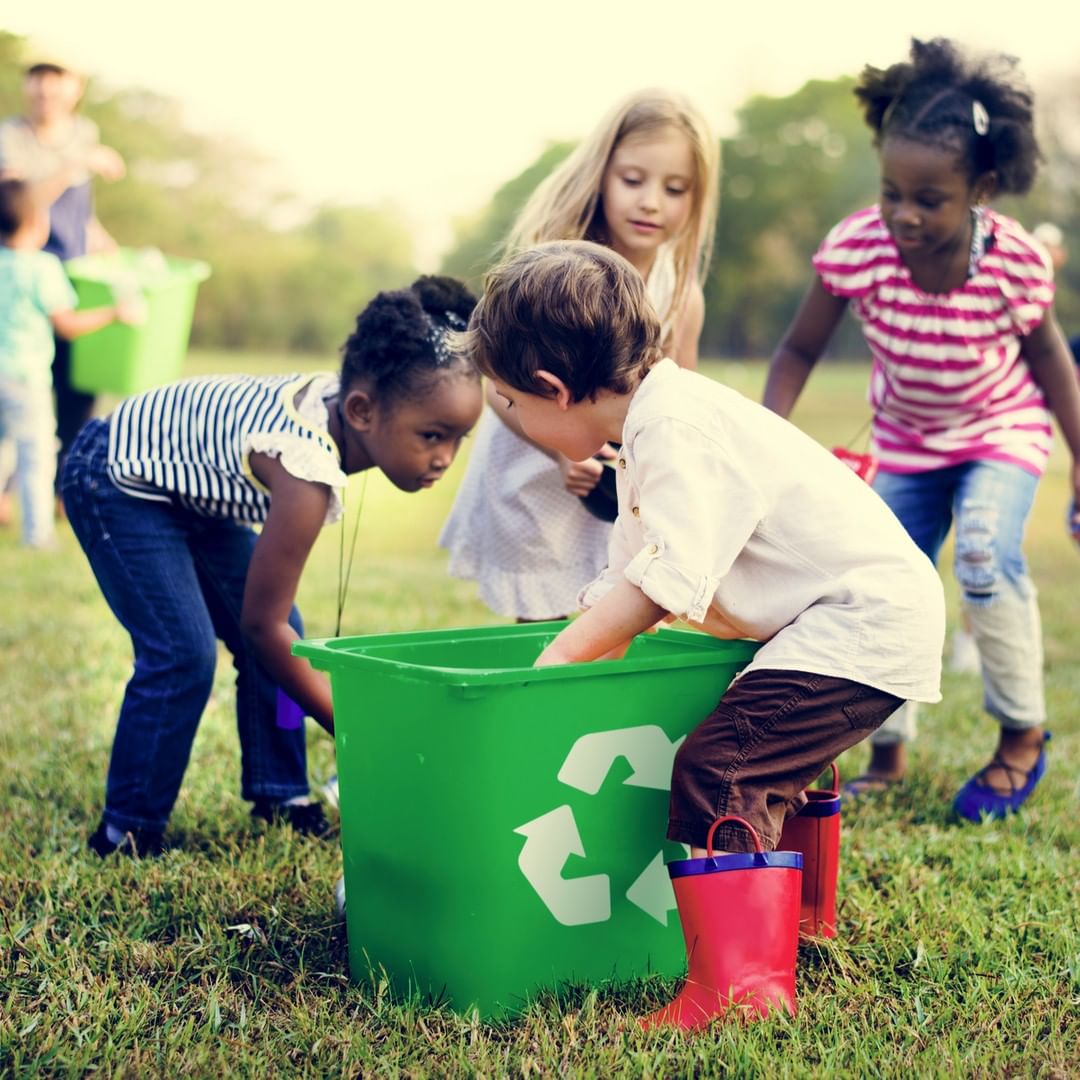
[{"xmin": 620, "ymin": 417, "xmax": 767, "ymax": 623}]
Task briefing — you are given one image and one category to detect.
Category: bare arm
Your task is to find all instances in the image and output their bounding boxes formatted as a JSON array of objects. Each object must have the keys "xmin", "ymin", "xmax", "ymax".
[
  {"xmin": 763, "ymin": 279, "xmax": 849, "ymax": 418},
  {"xmin": 534, "ymin": 578, "xmax": 666, "ymax": 667},
  {"xmin": 18, "ymin": 163, "xmax": 82, "ymax": 208},
  {"xmin": 668, "ymin": 281, "xmax": 705, "ymax": 370},
  {"xmin": 242, "ymin": 453, "xmax": 335, "ymax": 733},
  {"xmin": 51, "ymin": 306, "xmax": 117, "ymax": 340},
  {"xmin": 4, "ymin": 143, "xmax": 126, "ymax": 210},
  {"xmin": 1021, "ymin": 309, "xmax": 1080, "ymax": 517},
  {"xmin": 51, "ymin": 295, "xmax": 142, "ymax": 340}
]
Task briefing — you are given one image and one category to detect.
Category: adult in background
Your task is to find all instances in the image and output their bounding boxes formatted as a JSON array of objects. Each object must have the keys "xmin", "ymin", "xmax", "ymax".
[
  {"xmin": 0, "ymin": 58, "xmax": 126, "ymax": 519},
  {"xmin": 1031, "ymin": 223, "xmax": 1079, "ymax": 364}
]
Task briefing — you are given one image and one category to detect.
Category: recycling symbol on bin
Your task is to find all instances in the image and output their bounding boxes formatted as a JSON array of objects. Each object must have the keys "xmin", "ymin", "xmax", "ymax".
[{"xmin": 513, "ymin": 725, "xmax": 686, "ymax": 928}]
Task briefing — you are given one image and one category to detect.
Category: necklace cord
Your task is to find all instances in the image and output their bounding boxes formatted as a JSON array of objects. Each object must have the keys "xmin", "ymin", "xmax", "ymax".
[{"xmin": 334, "ymin": 398, "xmax": 366, "ymax": 637}]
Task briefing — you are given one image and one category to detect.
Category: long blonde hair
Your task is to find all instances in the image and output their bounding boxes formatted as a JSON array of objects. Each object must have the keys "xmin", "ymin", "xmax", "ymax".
[{"xmin": 507, "ymin": 88, "xmax": 720, "ymax": 330}]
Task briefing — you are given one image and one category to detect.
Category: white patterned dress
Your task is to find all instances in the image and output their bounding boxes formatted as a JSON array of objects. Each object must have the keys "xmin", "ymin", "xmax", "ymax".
[{"xmin": 439, "ymin": 249, "xmax": 678, "ymax": 619}]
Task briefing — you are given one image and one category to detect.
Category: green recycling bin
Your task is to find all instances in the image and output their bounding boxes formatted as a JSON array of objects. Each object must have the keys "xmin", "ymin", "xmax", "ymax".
[
  {"xmin": 66, "ymin": 248, "xmax": 211, "ymax": 396},
  {"xmin": 294, "ymin": 622, "xmax": 759, "ymax": 1017}
]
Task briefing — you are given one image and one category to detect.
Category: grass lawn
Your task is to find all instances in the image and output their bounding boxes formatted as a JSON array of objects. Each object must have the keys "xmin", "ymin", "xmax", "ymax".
[{"xmin": 1, "ymin": 350, "xmax": 1077, "ymax": 1077}]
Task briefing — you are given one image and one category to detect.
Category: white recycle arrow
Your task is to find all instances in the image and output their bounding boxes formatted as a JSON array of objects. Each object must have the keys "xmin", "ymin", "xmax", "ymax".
[
  {"xmin": 513, "ymin": 805, "xmax": 611, "ymax": 926},
  {"xmin": 625, "ymin": 847, "xmax": 687, "ymax": 925},
  {"xmin": 557, "ymin": 726, "xmax": 685, "ymax": 795}
]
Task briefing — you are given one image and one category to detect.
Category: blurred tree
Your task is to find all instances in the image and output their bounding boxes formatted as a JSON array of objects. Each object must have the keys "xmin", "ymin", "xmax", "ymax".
[
  {"xmin": 441, "ymin": 141, "xmax": 573, "ymax": 290},
  {"xmin": 998, "ymin": 76, "xmax": 1080, "ymax": 337},
  {"xmin": 706, "ymin": 77, "xmax": 879, "ymax": 357}
]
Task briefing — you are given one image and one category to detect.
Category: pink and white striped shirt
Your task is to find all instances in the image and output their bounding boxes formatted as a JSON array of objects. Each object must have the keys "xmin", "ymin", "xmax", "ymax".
[{"xmin": 814, "ymin": 206, "xmax": 1055, "ymax": 476}]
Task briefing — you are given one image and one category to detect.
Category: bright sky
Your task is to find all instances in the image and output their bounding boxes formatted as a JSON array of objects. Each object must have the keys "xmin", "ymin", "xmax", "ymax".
[{"xmin": 5, "ymin": 0, "xmax": 1078, "ymax": 266}]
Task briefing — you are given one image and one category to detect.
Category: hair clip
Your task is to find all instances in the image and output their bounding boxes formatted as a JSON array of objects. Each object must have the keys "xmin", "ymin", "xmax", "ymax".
[
  {"xmin": 972, "ymin": 100, "xmax": 990, "ymax": 136},
  {"xmin": 881, "ymin": 97, "xmax": 899, "ymax": 130}
]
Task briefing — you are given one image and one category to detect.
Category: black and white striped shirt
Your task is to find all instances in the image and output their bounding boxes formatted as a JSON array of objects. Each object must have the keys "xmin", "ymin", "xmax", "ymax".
[{"xmin": 107, "ymin": 373, "xmax": 341, "ymax": 524}]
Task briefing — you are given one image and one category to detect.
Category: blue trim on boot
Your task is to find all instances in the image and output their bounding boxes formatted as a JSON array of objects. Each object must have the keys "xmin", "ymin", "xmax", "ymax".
[{"xmin": 953, "ymin": 732, "xmax": 1051, "ymax": 822}]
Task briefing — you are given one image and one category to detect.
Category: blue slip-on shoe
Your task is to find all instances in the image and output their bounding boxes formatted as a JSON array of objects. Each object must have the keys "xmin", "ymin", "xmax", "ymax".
[{"xmin": 953, "ymin": 732, "xmax": 1051, "ymax": 822}]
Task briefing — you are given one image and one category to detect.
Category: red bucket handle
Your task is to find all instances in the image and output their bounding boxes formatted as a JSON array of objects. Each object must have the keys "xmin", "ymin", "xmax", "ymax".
[
  {"xmin": 818, "ymin": 762, "xmax": 840, "ymax": 797},
  {"xmin": 705, "ymin": 814, "xmax": 763, "ymax": 858}
]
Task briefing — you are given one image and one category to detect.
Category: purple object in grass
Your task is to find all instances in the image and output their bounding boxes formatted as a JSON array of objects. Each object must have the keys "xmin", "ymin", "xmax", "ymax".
[{"xmin": 276, "ymin": 689, "xmax": 305, "ymax": 730}]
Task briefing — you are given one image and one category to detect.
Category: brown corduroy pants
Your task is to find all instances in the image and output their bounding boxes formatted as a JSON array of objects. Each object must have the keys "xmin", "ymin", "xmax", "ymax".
[{"xmin": 668, "ymin": 668, "xmax": 904, "ymax": 854}]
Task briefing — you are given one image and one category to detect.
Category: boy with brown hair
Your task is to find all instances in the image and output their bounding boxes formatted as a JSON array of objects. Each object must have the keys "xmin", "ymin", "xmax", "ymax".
[{"xmin": 464, "ymin": 239, "xmax": 945, "ymax": 1028}]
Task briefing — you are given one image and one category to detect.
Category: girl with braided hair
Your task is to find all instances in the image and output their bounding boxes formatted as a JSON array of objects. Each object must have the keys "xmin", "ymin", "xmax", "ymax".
[
  {"xmin": 62, "ymin": 276, "xmax": 483, "ymax": 855},
  {"xmin": 764, "ymin": 38, "xmax": 1080, "ymax": 821}
]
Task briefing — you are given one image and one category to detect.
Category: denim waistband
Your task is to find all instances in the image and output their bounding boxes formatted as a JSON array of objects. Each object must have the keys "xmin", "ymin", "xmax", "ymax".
[
  {"xmin": 61, "ymin": 416, "xmax": 111, "ymax": 488},
  {"xmin": 71, "ymin": 416, "xmax": 110, "ymax": 458}
]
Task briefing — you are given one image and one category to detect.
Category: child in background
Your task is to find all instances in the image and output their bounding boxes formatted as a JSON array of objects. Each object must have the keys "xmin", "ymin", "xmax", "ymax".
[
  {"xmin": 440, "ymin": 89, "xmax": 719, "ymax": 620},
  {"xmin": 62, "ymin": 277, "xmax": 483, "ymax": 855},
  {"xmin": 465, "ymin": 240, "xmax": 944, "ymax": 1028},
  {"xmin": 764, "ymin": 39, "xmax": 1080, "ymax": 819},
  {"xmin": 0, "ymin": 178, "xmax": 138, "ymax": 549}
]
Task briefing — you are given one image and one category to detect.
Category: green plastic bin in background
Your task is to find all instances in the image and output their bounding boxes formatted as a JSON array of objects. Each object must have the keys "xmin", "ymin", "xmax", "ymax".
[
  {"xmin": 294, "ymin": 622, "xmax": 759, "ymax": 1017},
  {"xmin": 66, "ymin": 248, "xmax": 211, "ymax": 396}
]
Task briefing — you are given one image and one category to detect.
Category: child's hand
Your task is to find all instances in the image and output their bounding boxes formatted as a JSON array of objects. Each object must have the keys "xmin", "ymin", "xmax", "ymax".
[
  {"xmin": 558, "ymin": 454, "xmax": 605, "ymax": 497},
  {"xmin": 116, "ymin": 296, "xmax": 148, "ymax": 325}
]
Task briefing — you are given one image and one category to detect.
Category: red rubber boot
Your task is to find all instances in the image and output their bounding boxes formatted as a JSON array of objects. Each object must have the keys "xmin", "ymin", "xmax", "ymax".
[
  {"xmin": 778, "ymin": 763, "xmax": 841, "ymax": 939},
  {"xmin": 639, "ymin": 816, "xmax": 802, "ymax": 1031}
]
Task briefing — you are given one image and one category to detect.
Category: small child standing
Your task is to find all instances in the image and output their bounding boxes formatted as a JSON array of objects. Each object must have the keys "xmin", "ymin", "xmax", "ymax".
[
  {"xmin": 0, "ymin": 179, "xmax": 136, "ymax": 548},
  {"xmin": 463, "ymin": 240, "xmax": 944, "ymax": 1027},
  {"xmin": 62, "ymin": 276, "xmax": 483, "ymax": 856},
  {"xmin": 440, "ymin": 89, "xmax": 719, "ymax": 620},
  {"xmin": 764, "ymin": 38, "xmax": 1080, "ymax": 820}
]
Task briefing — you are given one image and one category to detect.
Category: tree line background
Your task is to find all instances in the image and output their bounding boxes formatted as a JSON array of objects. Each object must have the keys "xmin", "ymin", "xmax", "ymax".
[{"xmin": 3, "ymin": 29, "xmax": 1078, "ymax": 359}]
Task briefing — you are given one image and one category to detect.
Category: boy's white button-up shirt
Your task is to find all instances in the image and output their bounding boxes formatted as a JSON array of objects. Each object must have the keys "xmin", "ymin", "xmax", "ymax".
[{"xmin": 579, "ymin": 359, "xmax": 944, "ymax": 703}]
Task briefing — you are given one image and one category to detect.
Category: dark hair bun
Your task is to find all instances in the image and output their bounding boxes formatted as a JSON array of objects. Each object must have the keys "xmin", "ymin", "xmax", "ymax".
[
  {"xmin": 341, "ymin": 276, "xmax": 479, "ymax": 404},
  {"xmin": 411, "ymin": 275, "xmax": 477, "ymax": 324}
]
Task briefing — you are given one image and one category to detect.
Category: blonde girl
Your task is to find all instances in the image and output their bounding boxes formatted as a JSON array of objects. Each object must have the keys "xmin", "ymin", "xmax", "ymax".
[{"xmin": 440, "ymin": 88, "xmax": 719, "ymax": 620}]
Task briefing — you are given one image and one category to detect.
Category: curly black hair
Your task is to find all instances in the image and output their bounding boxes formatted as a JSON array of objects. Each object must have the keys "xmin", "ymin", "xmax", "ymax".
[
  {"xmin": 341, "ymin": 275, "xmax": 479, "ymax": 406},
  {"xmin": 854, "ymin": 37, "xmax": 1041, "ymax": 194}
]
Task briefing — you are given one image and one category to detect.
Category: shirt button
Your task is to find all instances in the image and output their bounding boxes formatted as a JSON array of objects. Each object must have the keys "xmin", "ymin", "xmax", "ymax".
[
  {"xmin": 618, "ymin": 458, "xmax": 627, "ymax": 469},
  {"xmin": 631, "ymin": 506, "xmax": 640, "ymax": 517},
  {"xmin": 647, "ymin": 543, "xmax": 658, "ymax": 555}
]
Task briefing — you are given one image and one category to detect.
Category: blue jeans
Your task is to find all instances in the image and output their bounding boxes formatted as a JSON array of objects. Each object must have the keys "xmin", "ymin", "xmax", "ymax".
[
  {"xmin": 61, "ymin": 418, "xmax": 309, "ymax": 833},
  {"xmin": 871, "ymin": 460, "xmax": 1045, "ymax": 744},
  {"xmin": 0, "ymin": 378, "xmax": 56, "ymax": 548}
]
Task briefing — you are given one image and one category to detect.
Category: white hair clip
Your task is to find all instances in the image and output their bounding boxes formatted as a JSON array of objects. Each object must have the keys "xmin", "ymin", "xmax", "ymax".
[{"xmin": 972, "ymin": 100, "xmax": 990, "ymax": 136}]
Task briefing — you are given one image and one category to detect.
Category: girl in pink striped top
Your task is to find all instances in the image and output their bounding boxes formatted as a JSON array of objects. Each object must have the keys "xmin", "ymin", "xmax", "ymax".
[{"xmin": 765, "ymin": 38, "xmax": 1080, "ymax": 822}]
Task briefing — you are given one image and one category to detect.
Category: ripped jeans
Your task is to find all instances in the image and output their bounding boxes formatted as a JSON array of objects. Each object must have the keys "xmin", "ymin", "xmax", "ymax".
[{"xmin": 871, "ymin": 460, "xmax": 1044, "ymax": 745}]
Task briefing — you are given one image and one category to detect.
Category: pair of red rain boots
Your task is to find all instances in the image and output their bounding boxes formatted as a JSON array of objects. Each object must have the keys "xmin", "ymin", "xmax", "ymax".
[{"xmin": 640, "ymin": 767, "xmax": 841, "ymax": 1032}]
